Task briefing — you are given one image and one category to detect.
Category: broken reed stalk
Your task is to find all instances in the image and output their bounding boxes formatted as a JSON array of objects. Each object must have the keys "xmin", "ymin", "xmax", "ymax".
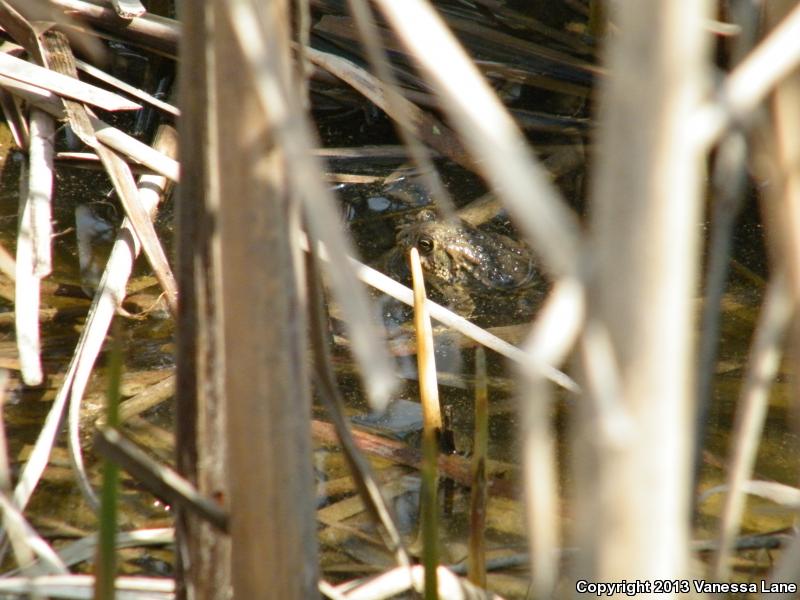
[
  {"xmin": 409, "ymin": 246, "xmax": 440, "ymax": 600},
  {"xmin": 410, "ymin": 247, "xmax": 442, "ymax": 433},
  {"xmin": 467, "ymin": 347, "xmax": 488, "ymax": 588},
  {"xmin": 93, "ymin": 325, "xmax": 123, "ymax": 600}
]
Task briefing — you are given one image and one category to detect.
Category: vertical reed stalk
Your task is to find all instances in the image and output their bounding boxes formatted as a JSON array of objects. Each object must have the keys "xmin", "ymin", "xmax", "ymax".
[
  {"xmin": 576, "ymin": 0, "xmax": 712, "ymax": 579},
  {"xmin": 410, "ymin": 247, "xmax": 439, "ymax": 599},
  {"xmin": 467, "ymin": 347, "xmax": 488, "ymax": 588},
  {"xmin": 93, "ymin": 324, "xmax": 122, "ymax": 600}
]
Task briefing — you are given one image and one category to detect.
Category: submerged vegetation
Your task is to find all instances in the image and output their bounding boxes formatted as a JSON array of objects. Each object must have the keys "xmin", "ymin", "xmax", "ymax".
[{"xmin": 0, "ymin": 0, "xmax": 797, "ymax": 599}]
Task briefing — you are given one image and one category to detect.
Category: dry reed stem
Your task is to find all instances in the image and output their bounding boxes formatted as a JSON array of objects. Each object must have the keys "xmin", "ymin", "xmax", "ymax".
[
  {"xmin": 409, "ymin": 247, "xmax": 442, "ymax": 432},
  {"xmin": 0, "ymin": 51, "xmax": 139, "ymax": 110},
  {"xmin": 94, "ymin": 145, "xmax": 178, "ymax": 316},
  {"xmin": 11, "ymin": 0, "xmax": 163, "ymax": 57},
  {"xmin": 578, "ymin": 0, "xmax": 710, "ymax": 580},
  {"xmin": 0, "ymin": 492, "xmax": 67, "ymax": 576},
  {"xmin": 27, "ymin": 108, "xmax": 54, "ymax": 278},
  {"xmin": 0, "ymin": 243, "xmax": 16, "ymax": 281},
  {"xmin": 0, "ymin": 76, "xmax": 180, "ymax": 181},
  {"xmin": 226, "ymin": 0, "xmax": 395, "ymax": 410},
  {"xmin": 0, "ymin": 88, "xmax": 28, "ymax": 149},
  {"xmin": 14, "ymin": 159, "xmax": 42, "ymax": 386},
  {"xmin": 75, "ymin": 59, "xmax": 180, "ymax": 117},
  {"xmin": 349, "ymin": 257, "xmax": 577, "ymax": 391},
  {"xmin": 711, "ymin": 275, "xmax": 795, "ymax": 578},
  {"xmin": 94, "ymin": 427, "xmax": 228, "ymax": 532},
  {"xmin": 11, "ymin": 126, "xmax": 176, "ymax": 518},
  {"xmin": 17, "ymin": 528, "xmax": 173, "ymax": 574},
  {"xmin": 373, "ymin": 0, "xmax": 582, "ymax": 280},
  {"xmin": 0, "ymin": 1, "xmax": 47, "ymax": 65},
  {"xmin": 342, "ymin": 0, "xmax": 456, "ymax": 216},
  {"xmin": 307, "ymin": 243, "xmax": 410, "ymax": 568},
  {"xmin": 337, "ymin": 564, "xmax": 504, "ymax": 600},
  {"xmin": 0, "ymin": 574, "xmax": 174, "ymax": 598},
  {"xmin": 695, "ymin": 2, "xmax": 800, "ymax": 146},
  {"xmin": 67, "ymin": 128, "xmax": 176, "ymax": 512},
  {"xmin": 467, "ymin": 347, "xmax": 488, "ymax": 588},
  {"xmin": 409, "ymin": 246, "xmax": 441, "ymax": 599}
]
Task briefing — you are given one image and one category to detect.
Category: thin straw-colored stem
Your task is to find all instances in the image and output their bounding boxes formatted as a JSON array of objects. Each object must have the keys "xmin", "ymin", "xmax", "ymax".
[
  {"xmin": 410, "ymin": 247, "xmax": 440, "ymax": 600},
  {"xmin": 712, "ymin": 272, "xmax": 795, "ymax": 578},
  {"xmin": 467, "ymin": 347, "xmax": 488, "ymax": 588}
]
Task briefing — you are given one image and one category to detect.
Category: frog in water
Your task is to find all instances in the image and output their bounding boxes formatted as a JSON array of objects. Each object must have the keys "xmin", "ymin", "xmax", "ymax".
[{"xmin": 383, "ymin": 209, "xmax": 546, "ymax": 325}]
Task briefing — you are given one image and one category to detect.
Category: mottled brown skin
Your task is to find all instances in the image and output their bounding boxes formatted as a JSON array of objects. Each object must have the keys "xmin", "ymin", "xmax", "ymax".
[{"xmin": 385, "ymin": 210, "xmax": 545, "ymax": 322}]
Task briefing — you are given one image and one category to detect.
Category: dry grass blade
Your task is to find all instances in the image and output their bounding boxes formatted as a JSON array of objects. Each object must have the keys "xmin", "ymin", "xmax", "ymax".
[
  {"xmin": 12, "ymin": 125, "xmax": 176, "ymax": 517},
  {"xmin": 307, "ymin": 244, "xmax": 410, "ymax": 567},
  {"xmin": 351, "ymin": 258, "xmax": 578, "ymax": 392},
  {"xmin": 0, "ymin": 76, "xmax": 180, "ymax": 182},
  {"xmin": 335, "ymin": 0, "xmax": 456, "ymax": 215},
  {"xmin": 27, "ymin": 109, "xmax": 54, "ymax": 278},
  {"xmin": 15, "ymin": 159, "xmax": 43, "ymax": 386},
  {"xmin": 2, "ymin": 529, "xmax": 173, "ymax": 575},
  {"xmin": 712, "ymin": 272, "xmax": 795, "ymax": 579},
  {"xmin": 0, "ymin": 574, "xmax": 174, "ymax": 598},
  {"xmin": 6, "ymin": 0, "xmax": 106, "ymax": 62},
  {"xmin": 519, "ymin": 377, "xmax": 559, "ymax": 596},
  {"xmin": 0, "ymin": 493, "xmax": 68, "ymax": 576},
  {"xmin": 577, "ymin": 0, "xmax": 710, "ymax": 581},
  {"xmin": 95, "ymin": 145, "xmax": 178, "ymax": 316},
  {"xmin": 75, "ymin": 59, "xmax": 180, "ymax": 117},
  {"xmin": 226, "ymin": 0, "xmax": 396, "ymax": 410},
  {"xmin": 0, "ymin": 87, "xmax": 28, "ymax": 148},
  {"xmin": 339, "ymin": 564, "xmax": 504, "ymax": 600},
  {"xmin": 0, "ymin": 369, "xmax": 10, "ymax": 492},
  {"xmin": 372, "ymin": 0, "xmax": 582, "ymax": 280},
  {"xmin": 90, "ymin": 116, "xmax": 180, "ymax": 182},
  {"xmin": 0, "ymin": 51, "xmax": 140, "ymax": 111},
  {"xmin": 94, "ymin": 427, "xmax": 228, "ymax": 532},
  {"xmin": 0, "ymin": 1, "xmax": 46, "ymax": 65},
  {"xmin": 306, "ymin": 47, "xmax": 469, "ymax": 171},
  {"xmin": 66, "ymin": 125, "xmax": 177, "ymax": 511},
  {"xmin": 41, "ymin": 29, "xmax": 99, "ymax": 148},
  {"xmin": 702, "ymin": 480, "xmax": 800, "ymax": 509},
  {"xmin": 42, "ymin": 0, "xmax": 178, "ymax": 55}
]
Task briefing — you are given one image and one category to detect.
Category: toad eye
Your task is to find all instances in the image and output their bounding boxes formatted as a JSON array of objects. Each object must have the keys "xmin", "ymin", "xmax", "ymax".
[{"xmin": 417, "ymin": 236, "xmax": 435, "ymax": 254}]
